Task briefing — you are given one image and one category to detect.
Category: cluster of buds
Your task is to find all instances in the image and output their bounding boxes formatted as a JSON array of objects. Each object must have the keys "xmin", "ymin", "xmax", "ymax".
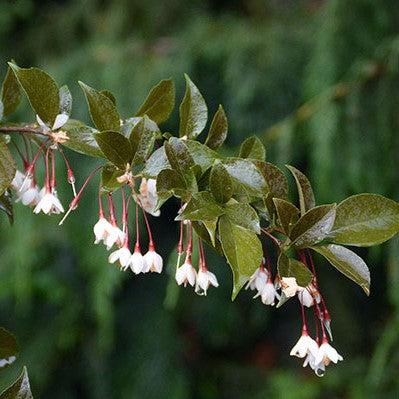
[
  {"xmin": 175, "ymin": 220, "xmax": 219, "ymax": 295},
  {"xmin": 10, "ymin": 113, "xmax": 75, "ymax": 215}
]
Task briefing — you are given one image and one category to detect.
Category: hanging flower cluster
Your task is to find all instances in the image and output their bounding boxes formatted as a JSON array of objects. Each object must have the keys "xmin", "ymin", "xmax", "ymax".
[{"xmin": 1, "ymin": 62, "xmax": 399, "ymax": 377}]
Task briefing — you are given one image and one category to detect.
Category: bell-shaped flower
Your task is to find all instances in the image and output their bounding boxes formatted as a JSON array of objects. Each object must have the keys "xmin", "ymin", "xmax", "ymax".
[
  {"xmin": 130, "ymin": 247, "xmax": 145, "ymax": 274},
  {"xmin": 281, "ymin": 277, "xmax": 304, "ymax": 298},
  {"xmin": 93, "ymin": 217, "xmax": 113, "ymax": 245},
  {"xmin": 195, "ymin": 269, "xmax": 219, "ymax": 296},
  {"xmin": 138, "ymin": 178, "xmax": 160, "ymax": 217},
  {"xmin": 315, "ymin": 341, "xmax": 343, "ymax": 366},
  {"xmin": 104, "ymin": 224, "xmax": 125, "ymax": 250},
  {"xmin": 298, "ymin": 283, "xmax": 321, "ymax": 308},
  {"xmin": 258, "ymin": 280, "xmax": 280, "ymax": 306},
  {"xmin": 108, "ymin": 245, "xmax": 132, "ymax": 270},
  {"xmin": 303, "ymin": 353, "xmax": 325, "ymax": 377},
  {"xmin": 33, "ymin": 189, "xmax": 64, "ymax": 215},
  {"xmin": 290, "ymin": 332, "xmax": 319, "ymax": 359},
  {"xmin": 143, "ymin": 247, "xmax": 163, "ymax": 273},
  {"xmin": 246, "ymin": 267, "xmax": 268, "ymax": 292},
  {"xmin": 11, "ymin": 170, "xmax": 26, "ymax": 191},
  {"xmin": 36, "ymin": 113, "xmax": 69, "ymax": 132},
  {"xmin": 15, "ymin": 180, "xmax": 41, "ymax": 207},
  {"xmin": 175, "ymin": 261, "xmax": 197, "ymax": 287}
]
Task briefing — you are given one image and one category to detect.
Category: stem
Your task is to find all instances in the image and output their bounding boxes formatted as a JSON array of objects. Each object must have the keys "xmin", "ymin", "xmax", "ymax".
[
  {"xmin": 50, "ymin": 149, "xmax": 56, "ymax": 190},
  {"xmin": 141, "ymin": 205, "xmax": 154, "ymax": 245},
  {"xmin": 135, "ymin": 204, "xmax": 141, "ymax": 250},
  {"xmin": 261, "ymin": 228, "xmax": 281, "ymax": 247},
  {"xmin": 186, "ymin": 221, "xmax": 193, "ymax": 255},
  {"xmin": 177, "ymin": 221, "xmax": 184, "ymax": 255},
  {"xmin": 300, "ymin": 300, "xmax": 308, "ymax": 333},
  {"xmin": 0, "ymin": 126, "xmax": 46, "ymax": 136}
]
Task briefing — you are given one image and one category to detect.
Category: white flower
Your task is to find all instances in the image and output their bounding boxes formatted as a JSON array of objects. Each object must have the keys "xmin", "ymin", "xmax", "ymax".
[
  {"xmin": 0, "ymin": 355, "xmax": 16, "ymax": 368},
  {"xmin": 259, "ymin": 281, "xmax": 280, "ymax": 306},
  {"xmin": 315, "ymin": 341, "xmax": 343, "ymax": 366},
  {"xmin": 175, "ymin": 261, "xmax": 197, "ymax": 287},
  {"xmin": 298, "ymin": 284, "xmax": 321, "ymax": 308},
  {"xmin": 15, "ymin": 182, "xmax": 41, "ymax": 207},
  {"xmin": 104, "ymin": 225, "xmax": 125, "ymax": 250},
  {"xmin": 11, "ymin": 170, "xmax": 26, "ymax": 191},
  {"xmin": 290, "ymin": 333, "xmax": 319, "ymax": 359},
  {"xmin": 138, "ymin": 178, "xmax": 160, "ymax": 217},
  {"xmin": 195, "ymin": 269, "xmax": 219, "ymax": 296},
  {"xmin": 246, "ymin": 267, "xmax": 268, "ymax": 292},
  {"xmin": 37, "ymin": 113, "xmax": 69, "ymax": 132},
  {"xmin": 130, "ymin": 249, "xmax": 145, "ymax": 274},
  {"xmin": 143, "ymin": 248, "xmax": 163, "ymax": 273},
  {"xmin": 303, "ymin": 354, "xmax": 325, "ymax": 377},
  {"xmin": 281, "ymin": 277, "xmax": 304, "ymax": 298},
  {"xmin": 33, "ymin": 190, "xmax": 64, "ymax": 215},
  {"xmin": 93, "ymin": 217, "xmax": 113, "ymax": 244},
  {"xmin": 108, "ymin": 246, "xmax": 132, "ymax": 270}
]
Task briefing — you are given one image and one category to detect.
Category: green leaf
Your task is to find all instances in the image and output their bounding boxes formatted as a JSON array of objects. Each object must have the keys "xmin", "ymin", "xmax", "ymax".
[
  {"xmin": 223, "ymin": 158, "xmax": 268, "ymax": 197},
  {"xmin": 273, "ymin": 198, "xmax": 300, "ymax": 236},
  {"xmin": 219, "ymin": 215, "xmax": 263, "ymax": 299},
  {"xmin": 0, "ymin": 193, "xmax": 13, "ymax": 225},
  {"xmin": 99, "ymin": 90, "xmax": 116, "ymax": 106},
  {"xmin": 312, "ymin": 244, "xmax": 370, "ymax": 295},
  {"xmin": 328, "ymin": 194, "xmax": 399, "ymax": 247},
  {"xmin": 62, "ymin": 119, "xmax": 104, "ymax": 158},
  {"xmin": 239, "ymin": 135, "xmax": 266, "ymax": 161},
  {"xmin": 136, "ymin": 79, "xmax": 175, "ymax": 124},
  {"xmin": 286, "ymin": 165, "xmax": 315, "ymax": 215},
  {"xmin": 192, "ymin": 221, "xmax": 223, "ymax": 254},
  {"xmin": 142, "ymin": 146, "xmax": 170, "ymax": 179},
  {"xmin": 9, "ymin": 62, "xmax": 59, "ymax": 124},
  {"xmin": 59, "ymin": 85, "xmax": 72, "ymax": 115},
  {"xmin": 156, "ymin": 168, "xmax": 187, "ymax": 203},
  {"xmin": 94, "ymin": 131, "xmax": 132, "ymax": 169},
  {"xmin": 0, "ymin": 327, "xmax": 19, "ymax": 369},
  {"xmin": 164, "ymin": 137, "xmax": 194, "ymax": 178},
  {"xmin": 1, "ymin": 66, "xmax": 21, "ymax": 117},
  {"xmin": 129, "ymin": 115, "xmax": 158, "ymax": 166},
  {"xmin": 209, "ymin": 161, "xmax": 232, "ymax": 204},
  {"xmin": 0, "ymin": 142, "xmax": 16, "ymax": 196},
  {"xmin": 78, "ymin": 81, "xmax": 120, "ymax": 132},
  {"xmin": 0, "ymin": 367, "xmax": 33, "ymax": 399},
  {"xmin": 176, "ymin": 192, "xmax": 224, "ymax": 221},
  {"xmin": 203, "ymin": 219, "xmax": 218, "ymax": 246},
  {"xmin": 101, "ymin": 164, "xmax": 124, "ymax": 191},
  {"xmin": 290, "ymin": 204, "xmax": 336, "ymax": 248},
  {"xmin": 256, "ymin": 161, "xmax": 288, "ymax": 200},
  {"xmin": 179, "ymin": 74, "xmax": 207, "ymax": 139},
  {"xmin": 185, "ymin": 140, "xmax": 220, "ymax": 173},
  {"xmin": 277, "ymin": 253, "xmax": 313, "ymax": 287},
  {"xmin": 224, "ymin": 202, "xmax": 260, "ymax": 234},
  {"xmin": 205, "ymin": 105, "xmax": 228, "ymax": 149}
]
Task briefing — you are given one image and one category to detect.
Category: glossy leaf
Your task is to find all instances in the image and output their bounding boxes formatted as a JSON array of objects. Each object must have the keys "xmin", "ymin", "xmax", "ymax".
[
  {"xmin": 62, "ymin": 119, "xmax": 104, "ymax": 158},
  {"xmin": 286, "ymin": 165, "xmax": 315, "ymax": 215},
  {"xmin": 176, "ymin": 192, "xmax": 224, "ymax": 221},
  {"xmin": 273, "ymin": 198, "xmax": 300, "ymax": 236},
  {"xmin": 209, "ymin": 161, "xmax": 232, "ymax": 204},
  {"xmin": 99, "ymin": 90, "xmax": 116, "ymax": 106},
  {"xmin": 239, "ymin": 135, "xmax": 266, "ymax": 161},
  {"xmin": 94, "ymin": 131, "xmax": 132, "ymax": 169},
  {"xmin": 277, "ymin": 253, "xmax": 313, "ymax": 287},
  {"xmin": 312, "ymin": 244, "xmax": 370, "ymax": 295},
  {"xmin": 0, "ymin": 142, "xmax": 16, "ymax": 196},
  {"xmin": 205, "ymin": 105, "xmax": 228, "ymax": 149},
  {"xmin": 59, "ymin": 85, "xmax": 72, "ymax": 115},
  {"xmin": 223, "ymin": 158, "xmax": 268, "ymax": 197},
  {"xmin": 192, "ymin": 221, "xmax": 223, "ymax": 254},
  {"xmin": 203, "ymin": 219, "xmax": 218, "ymax": 246},
  {"xmin": 219, "ymin": 215, "xmax": 263, "ymax": 299},
  {"xmin": 328, "ymin": 194, "xmax": 399, "ymax": 247},
  {"xmin": 256, "ymin": 161, "xmax": 288, "ymax": 200},
  {"xmin": 101, "ymin": 164, "xmax": 124, "ymax": 191},
  {"xmin": 136, "ymin": 79, "xmax": 175, "ymax": 124},
  {"xmin": 129, "ymin": 115, "xmax": 157, "ymax": 166},
  {"xmin": 1, "ymin": 66, "xmax": 21, "ymax": 117},
  {"xmin": 224, "ymin": 202, "xmax": 260, "ymax": 234},
  {"xmin": 156, "ymin": 168, "xmax": 187, "ymax": 203},
  {"xmin": 164, "ymin": 137, "xmax": 194, "ymax": 178},
  {"xmin": 185, "ymin": 140, "xmax": 220, "ymax": 173},
  {"xmin": 142, "ymin": 146, "xmax": 170, "ymax": 178},
  {"xmin": 9, "ymin": 62, "xmax": 59, "ymax": 124},
  {"xmin": 179, "ymin": 74, "xmax": 207, "ymax": 139},
  {"xmin": 290, "ymin": 204, "xmax": 336, "ymax": 248},
  {"xmin": 0, "ymin": 367, "xmax": 33, "ymax": 399},
  {"xmin": 78, "ymin": 81, "xmax": 120, "ymax": 132},
  {"xmin": 0, "ymin": 193, "xmax": 13, "ymax": 225},
  {"xmin": 0, "ymin": 327, "xmax": 19, "ymax": 369}
]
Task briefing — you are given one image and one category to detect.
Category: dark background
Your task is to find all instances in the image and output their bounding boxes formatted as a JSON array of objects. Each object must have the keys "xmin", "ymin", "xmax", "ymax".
[{"xmin": 0, "ymin": 0, "xmax": 399, "ymax": 398}]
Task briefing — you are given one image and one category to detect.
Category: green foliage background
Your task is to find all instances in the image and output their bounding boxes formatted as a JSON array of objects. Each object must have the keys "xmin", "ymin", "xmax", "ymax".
[{"xmin": 1, "ymin": 0, "xmax": 399, "ymax": 397}]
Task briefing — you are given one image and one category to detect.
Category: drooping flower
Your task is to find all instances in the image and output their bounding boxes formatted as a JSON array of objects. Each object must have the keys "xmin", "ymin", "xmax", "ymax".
[
  {"xmin": 290, "ymin": 332, "xmax": 319, "ymax": 359},
  {"xmin": 104, "ymin": 224, "xmax": 125, "ymax": 250},
  {"xmin": 175, "ymin": 259, "xmax": 197, "ymax": 287},
  {"xmin": 15, "ymin": 180, "xmax": 41, "ymax": 207},
  {"xmin": 130, "ymin": 246, "xmax": 145, "ymax": 274},
  {"xmin": 259, "ymin": 280, "xmax": 280, "ymax": 306},
  {"xmin": 303, "ymin": 353, "xmax": 325, "ymax": 377},
  {"xmin": 281, "ymin": 277, "xmax": 304, "ymax": 298},
  {"xmin": 138, "ymin": 178, "xmax": 160, "ymax": 217},
  {"xmin": 195, "ymin": 269, "xmax": 219, "ymax": 296},
  {"xmin": 246, "ymin": 266, "xmax": 268, "ymax": 292},
  {"xmin": 33, "ymin": 188, "xmax": 64, "ymax": 215},
  {"xmin": 315, "ymin": 340, "xmax": 343, "ymax": 366},
  {"xmin": 298, "ymin": 284, "xmax": 321, "ymax": 308},
  {"xmin": 11, "ymin": 170, "xmax": 26, "ymax": 191},
  {"xmin": 143, "ymin": 246, "xmax": 163, "ymax": 273},
  {"xmin": 93, "ymin": 217, "xmax": 113, "ymax": 245},
  {"xmin": 108, "ymin": 246, "xmax": 132, "ymax": 270}
]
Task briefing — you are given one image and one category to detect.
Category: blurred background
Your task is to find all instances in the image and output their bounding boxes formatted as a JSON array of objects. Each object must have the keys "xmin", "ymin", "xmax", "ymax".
[{"xmin": 1, "ymin": 0, "xmax": 399, "ymax": 397}]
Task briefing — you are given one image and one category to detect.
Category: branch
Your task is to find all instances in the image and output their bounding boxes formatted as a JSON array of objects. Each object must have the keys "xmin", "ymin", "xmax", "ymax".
[{"xmin": 0, "ymin": 126, "xmax": 46, "ymax": 136}]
